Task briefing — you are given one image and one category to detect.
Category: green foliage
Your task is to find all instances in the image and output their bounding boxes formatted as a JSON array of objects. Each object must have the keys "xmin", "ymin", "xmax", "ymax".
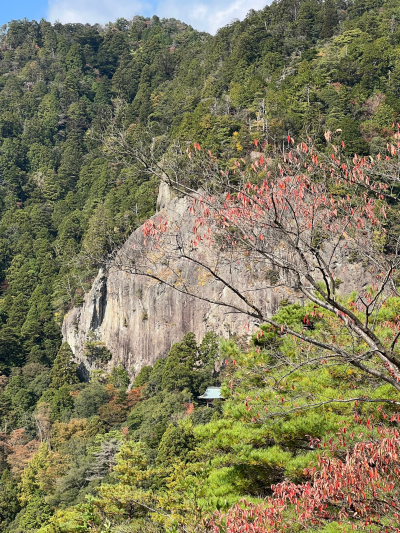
[
  {"xmin": 83, "ymin": 334, "xmax": 112, "ymax": 365},
  {"xmin": 50, "ymin": 343, "xmax": 79, "ymax": 389},
  {"xmin": 19, "ymin": 442, "xmax": 53, "ymax": 504},
  {"xmin": 157, "ymin": 421, "xmax": 196, "ymax": 466},
  {"xmin": 161, "ymin": 332, "xmax": 198, "ymax": 393},
  {"xmin": 81, "ymin": 204, "xmax": 115, "ymax": 266},
  {"xmin": 132, "ymin": 365, "xmax": 152, "ymax": 387},
  {"xmin": 108, "ymin": 365, "xmax": 130, "ymax": 390},
  {"xmin": 198, "ymin": 332, "xmax": 219, "ymax": 368},
  {"xmin": 0, "ymin": 470, "xmax": 21, "ymax": 532},
  {"xmin": 10, "ymin": 496, "xmax": 52, "ymax": 533},
  {"xmin": 157, "ymin": 332, "xmax": 219, "ymax": 398},
  {"xmin": 122, "ymin": 331, "xmax": 221, "ymax": 451},
  {"xmin": 2, "ymin": 315, "xmax": 400, "ymax": 533},
  {"xmin": 49, "ymin": 386, "xmax": 75, "ymax": 422},
  {"xmin": 0, "ymin": 0, "xmax": 398, "ymax": 390},
  {"xmin": 73, "ymin": 382, "xmax": 109, "ymax": 419},
  {"xmin": 127, "ymin": 389, "xmax": 190, "ymax": 449},
  {"xmin": 2, "ymin": 3, "xmax": 400, "ymax": 531}
]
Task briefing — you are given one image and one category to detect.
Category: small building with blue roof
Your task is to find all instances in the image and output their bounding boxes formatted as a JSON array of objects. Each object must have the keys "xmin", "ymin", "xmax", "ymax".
[{"xmin": 198, "ymin": 386, "xmax": 224, "ymax": 407}]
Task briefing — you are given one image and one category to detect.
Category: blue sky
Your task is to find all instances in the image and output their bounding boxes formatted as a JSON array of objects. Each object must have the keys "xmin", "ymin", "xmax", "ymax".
[
  {"xmin": 0, "ymin": 0, "xmax": 267, "ymax": 34},
  {"xmin": 1, "ymin": 1, "xmax": 46, "ymax": 25}
]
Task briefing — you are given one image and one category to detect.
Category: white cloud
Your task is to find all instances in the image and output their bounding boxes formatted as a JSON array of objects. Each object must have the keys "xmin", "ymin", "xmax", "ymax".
[
  {"xmin": 47, "ymin": 0, "xmax": 153, "ymax": 26},
  {"xmin": 47, "ymin": 0, "xmax": 267, "ymax": 33},
  {"xmin": 155, "ymin": 0, "xmax": 267, "ymax": 34}
]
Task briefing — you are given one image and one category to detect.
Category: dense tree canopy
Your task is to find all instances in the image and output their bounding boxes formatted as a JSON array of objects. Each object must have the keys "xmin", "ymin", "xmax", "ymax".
[
  {"xmin": 1, "ymin": 0, "xmax": 400, "ymax": 372},
  {"xmin": 2, "ymin": 0, "xmax": 400, "ymax": 531}
]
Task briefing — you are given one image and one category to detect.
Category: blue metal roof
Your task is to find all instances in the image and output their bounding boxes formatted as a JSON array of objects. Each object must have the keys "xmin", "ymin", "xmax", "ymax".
[{"xmin": 198, "ymin": 386, "xmax": 223, "ymax": 400}]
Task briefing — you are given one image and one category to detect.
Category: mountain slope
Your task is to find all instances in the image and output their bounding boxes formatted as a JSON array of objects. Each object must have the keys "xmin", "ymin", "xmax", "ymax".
[{"xmin": 1, "ymin": 1, "xmax": 400, "ymax": 374}]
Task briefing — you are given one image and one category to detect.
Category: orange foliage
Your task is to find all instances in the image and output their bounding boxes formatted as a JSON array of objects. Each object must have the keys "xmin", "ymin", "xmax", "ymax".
[
  {"xmin": 1, "ymin": 429, "xmax": 40, "ymax": 476},
  {"xmin": 51, "ymin": 418, "xmax": 89, "ymax": 450},
  {"xmin": 185, "ymin": 402, "xmax": 194, "ymax": 415},
  {"xmin": 98, "ymin": 386, "xmax": 143, "ymax": 426}
]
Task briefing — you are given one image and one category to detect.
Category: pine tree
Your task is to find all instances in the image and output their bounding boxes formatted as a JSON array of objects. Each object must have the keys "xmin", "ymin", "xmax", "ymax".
[
  {"xmin": 49, "ymin": 342, "xmax": 78, "ymax": 389},
  {"xmin": 82, "ymin": 203, "xmax": 115, "ymax": 265},
  {"xmin": 161, "ymin": 332, "xmax": 198, "ymax": 394},
  {"xmin": 198, "ymin": 331, "xmax": 219, "ymax": 368},
  {"xmin": 131, "ymin": 65, "xmax": 153, "ymax": 124},
  {"xmin": 65, "ymin": 43, "xmax": 84, "ymax": 71},
  {"xmin": 156, "ymin": 422, "xmax": 195, "ymax": 466},
  {"xmin": 0, "ymin": 470, "xmax": 21, "ymax": 530},
  {"xmin": 320, "ymin": 0, "xmax": 338, "ymax": 39}
]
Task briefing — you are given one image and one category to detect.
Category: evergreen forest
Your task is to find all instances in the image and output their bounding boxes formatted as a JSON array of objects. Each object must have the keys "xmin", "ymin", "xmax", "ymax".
[{"xmin": 2, "ymin": 0, "xmax": 400, "ymax": 531}]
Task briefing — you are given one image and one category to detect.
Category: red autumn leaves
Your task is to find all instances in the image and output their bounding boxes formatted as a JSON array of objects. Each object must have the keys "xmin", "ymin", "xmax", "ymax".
[{"xmin": 208, "ymin": 418, "xmax": 400, "ymax": 532}]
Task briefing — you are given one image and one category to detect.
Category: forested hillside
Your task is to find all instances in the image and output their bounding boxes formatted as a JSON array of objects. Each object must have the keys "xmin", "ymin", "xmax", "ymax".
[
  {"xmin": 2, "ymin": 0, "xmax": 400, "ymax": 531},
  {"xmin": 1, "ymin": 0, "xmax": 400, "ymax": 372}
]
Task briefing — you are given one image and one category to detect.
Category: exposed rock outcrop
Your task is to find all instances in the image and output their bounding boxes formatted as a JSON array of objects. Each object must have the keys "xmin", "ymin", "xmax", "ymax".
[{"xmin": 62, "ymin": 186, "xmax": 368, "ymax": 381}]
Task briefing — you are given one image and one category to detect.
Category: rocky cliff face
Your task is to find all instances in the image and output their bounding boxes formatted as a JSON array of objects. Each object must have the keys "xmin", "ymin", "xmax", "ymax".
[{"xmin": 62, "ymin": 186, "xmax": 368, "ymax": 382}]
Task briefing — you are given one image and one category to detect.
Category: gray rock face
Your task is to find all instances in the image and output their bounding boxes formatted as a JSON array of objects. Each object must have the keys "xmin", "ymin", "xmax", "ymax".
[
  {"xmin": 62, "ymin": 186, "xmax": 367, "ymax": 382},
  {"xmin": 156, "ymin": 180, "xmax": 172, "ymax": 211}
]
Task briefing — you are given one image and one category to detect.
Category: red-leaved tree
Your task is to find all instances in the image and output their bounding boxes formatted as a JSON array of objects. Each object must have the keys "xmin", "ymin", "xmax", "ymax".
[
  {"xmin": 111, "ymin": 137, "xmax": 400, "ymax": 401},
  {"xmin": 208, "ymin": 415, "xmax": 400, "ymax": 532},
  {"xmin": 96, "ymin": 120, "xmax": 400, "ymax": 529}
]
